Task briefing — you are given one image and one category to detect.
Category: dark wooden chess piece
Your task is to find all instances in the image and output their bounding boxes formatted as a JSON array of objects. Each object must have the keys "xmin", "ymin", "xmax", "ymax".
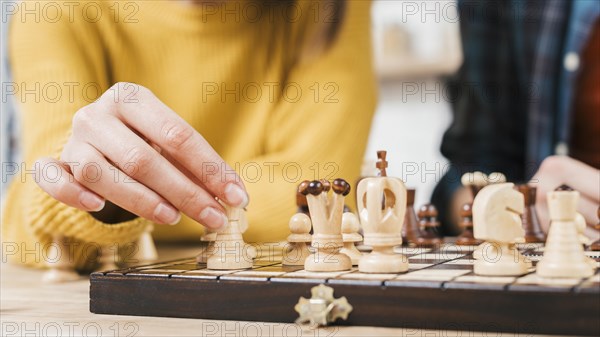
[
  {"xmin": 402, "ymin": 189, "xmax": 421, "ymax": 246},
  {"xmin": 456, "ymin": 203, "xmax": 482, "ymax": 246},
  {"xmin": 515, "ymin": 184, "xmax": 546, "ymax": 243},
  {"xmin": 456, "ymin": 172, "xmax": 487, "ymax": 246},
  {"xmin": 415, "ymin": 203, "xmax": 444, "ymax": 247},
  {"xmin": 298, "ymin": 182, "xmax": 350, "ymax": 218},
  {"xmin": 590, "ymin": 207, "xmax": 600, "ymax": 251},
  {"xmin": 296, "ymin": 191, "xmax": 310, "ymax": 216},
  {"xmin": 376, "ymin": 150, "xmax": 388, "ymax": 177}
]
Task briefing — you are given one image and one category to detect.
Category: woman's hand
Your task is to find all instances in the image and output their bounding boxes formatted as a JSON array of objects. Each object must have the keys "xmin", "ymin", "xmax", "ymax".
[
  {"xmin": 530, "ymin": 156, "xmax": 599, "ymax": 232},
  {"xmin": 35, "ymin": 83, "xmax": 248, "ymax": 229}
]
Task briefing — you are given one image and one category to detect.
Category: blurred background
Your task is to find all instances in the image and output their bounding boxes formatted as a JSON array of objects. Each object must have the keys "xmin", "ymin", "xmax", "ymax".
[
  {"xmin": 0, "ymin": 0, "xmax": 461, "ymax": 207},
  {"xmin": 365, "ymin": 0, "xmax": 461, "ymax": 207}
]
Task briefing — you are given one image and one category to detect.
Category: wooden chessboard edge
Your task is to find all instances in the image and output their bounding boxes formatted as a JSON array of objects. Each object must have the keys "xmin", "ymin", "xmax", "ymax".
[{"xmin": 90, "ymin": 274, "xmax": 600, "ymax": 336}]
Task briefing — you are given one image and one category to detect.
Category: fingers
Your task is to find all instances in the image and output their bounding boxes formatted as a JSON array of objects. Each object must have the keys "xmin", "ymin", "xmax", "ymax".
[
  {"xmin": 578, "ymin": 195, "xmax": 599, "ymax": 226},
  {"xmin": 531, "ymin": 156, "xmax": 600, "ymax": 230},
  {"xmin": 77, "ymin": 116, "xmax": 227, "ymax": 229},
  {"xmin": 61, "ymin": 142, "xmax": 182, "ymax": 225},
  {"xmin": 531, "ymin": 156, "xmax": 600, "ymax": 202},
  {"xmin": 35, "ymin": 157, "xmax": 106, "ymax": 212},
  {"xmin": 99, "ymin": 83, "xmax": 248, "ymax": 208}
]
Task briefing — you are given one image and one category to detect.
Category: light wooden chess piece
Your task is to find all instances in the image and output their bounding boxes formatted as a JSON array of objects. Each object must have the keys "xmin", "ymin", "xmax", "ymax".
[
  {"xmin": 238, "ymin": 208, "xmax": 257, "ymax": 259},
  {"xmin": 207, "ymin": 206, "xmax": 253, "ymax": 270},
  {"xmin": 132, "ymin": 225, "xmax": 158, "ymax": 263},
  {"xmin": 357, "ymin": 151, "xmax": 408, "ymax": 273},
  {"xmin": 96, "ymin": 244, "xmax": 119, "ymax": 272},
  {"xmin": 457, "ymin": 172, "xmax": 506, "ymax": 246},
  {"xmin": 43, "ymin": 235, "xmax": 80, "ymax": 283},
  {"xmin": 575, "ymin": 213, "xmax": 592, "ymax": 246},
  {"xmin": 196, "ymin": 229, "xmax": 217, "ymax": 264},
  {"xmin": 473, "ymin": 183, "xmax": 532, "ymax": 276},
  {"xmin": 590, "ymin": 207, "xmax": 600, "ymax": 251},
  {"xmin": 282, "ymin": 213, "xmax": 312, "ymax": 266},
  {"xmin": 536, "ymin": 187, "xmax": 595, "ymax": 278},
  {"xmin": 301, "ymin": 179, "xmax": 352, "ymax": 272},
  {"xmin": 340, "ymin": 212, "xmax": 363, "ymax": 266}
]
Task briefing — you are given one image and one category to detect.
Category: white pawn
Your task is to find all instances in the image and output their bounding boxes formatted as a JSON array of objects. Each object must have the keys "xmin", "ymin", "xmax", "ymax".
[
  {"xmin": 537, "ymin": 189, "xmax": 595, "ymax": 278},
  {"xmin": 133, "ymin": 225, "xmax": 158, "ymax": 263},
  {"xmin": 282, "ymin": 213, "xmax": 312, "ymax": 266},
  {"xmin": 207, "ymin": 206, "xmax": 253, "ymax": 270},
  {"xmin": 196, "ymin": 229, "xmax": 217, "ymax": 264},
  {"xmin": 575, "ymin": 213, "xmax": 592, "ymax": 246},
  {"xmin": 43, "ymin": 235, "xmax": 80, "ymax": 283},
  {"xmin": 239, "ymin": 208, "xmax": 257, "ymax": 260},
  {"xmin": 461, "ymin": 171, "xmax": 488, "ymax": 188},
  {"xmin": 473, "ymin": 183, "xmax": 532, "ymax": 276},
  {"xmin": 340, "ymin": 213, "xmax": 363, "ymax": 266},
  {"xmin": 96, "ymin": 245, "xmax": 119, "ymax": 272}
]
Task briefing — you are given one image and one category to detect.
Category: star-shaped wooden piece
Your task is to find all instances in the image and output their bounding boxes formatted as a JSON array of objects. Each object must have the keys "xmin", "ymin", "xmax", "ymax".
[{"xmin": 294, "ymin": 284, "xmax": 353, "ymax": 327}]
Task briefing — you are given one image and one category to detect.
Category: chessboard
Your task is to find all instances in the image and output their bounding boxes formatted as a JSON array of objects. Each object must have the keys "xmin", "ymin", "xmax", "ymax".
[{"xmin": 90, "ymin": 243, "xmax": 600, "ymax": 336}]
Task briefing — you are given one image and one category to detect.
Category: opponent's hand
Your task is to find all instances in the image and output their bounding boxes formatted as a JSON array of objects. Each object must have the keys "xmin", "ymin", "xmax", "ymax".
[
  {"xmin": 35, "ymin": 83, "xmax": 248, "ymax": 229},
  {"xmin": 530, "ymin": 156, "xmax": 599, "ymax": 232}
]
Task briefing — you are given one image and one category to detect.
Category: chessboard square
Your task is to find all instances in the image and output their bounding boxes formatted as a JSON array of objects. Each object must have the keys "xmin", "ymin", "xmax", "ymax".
[
  {"xmin": 515, "ymin": 273, "xmax": 581, "ymax": 287},
  {"xmin": 228, "ymin": 270, "xmax": 287, "ymax": 278},
  {"xmin": 584, "ymin": 251, "xmax": 600, "ymax": 259},
  {"xmin": 409, "ymin": 253, "xmax": 466, "ymax": 261},
  {"xmin": 394, "ymin": 247, "xmax": 432, "ymax": 255},
  {"xmin": 254, "ymin": 255, "xmax": 283, "ymax": 265},
  {"xmin": 576, "ymin": 273, "xmax": 600, "ymax": 286},
  {"xmin": 523, "ymin": 254, "xmax": 543, "ymax": 261},
  {"xmin": 339, "ymin": 271, "xmax": 398, "ymax": 281},
  {"xmin": 171, "ymin": 273, "xmax": 216, "ymax": 280},
  {"xmin": 182, "ymin": 269, "xmax": 238, "ymax": 276},
  {"xmin": 408, "ymin": 263, "xmax": 433, "ymax": 270},
  {"xmin": 250, "ymin": 265, "xmax": 288, "ymax": 272},
  {"xmin": 517, "ymin": 243, "xmax": 545, "ymax": 251},
  {"xmin": 135, "ymin": 263, "xmax": 179, "ymax": 270},
  {"xmin": 144, "ymin": 268, "xmax": 193, "ymax": 273},
  {"xmin": 152, "ymin": 264, "xmax": 200, "ymax": 271},
  {"xmin": 426, "ymin": 263, "xmax": 473, "ymax": 270},
  {"xmin": 439, "ymin": 244, "xmax": 478, "ymax": 253},
  {"xmin": 125, "ymin": 270, "xmax": 173, "ymax": 277},
  {"xmin": 446, "ymin": 259, "xmax": 475, "ymax": 265},
  {"xmin": 283, "ymin": 269, "xmax": 355, "ymax": 279},
  {"xmin": 409, "ymin": 269, "xmax": 471, "ymax": 277},
  {"xmin": 395, "ymin": 269, "xmax": 469, "ymax": 281},
  {"xmin": 454, "ymin": 275, "xmax": 516, "ymax": 284},
  {"xmin": 219, "ymin": 274, "xmax": 268, "ymax": 281}
]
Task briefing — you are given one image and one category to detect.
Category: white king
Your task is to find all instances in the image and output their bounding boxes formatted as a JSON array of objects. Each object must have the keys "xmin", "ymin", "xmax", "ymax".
[{"xmin": 357, "ymin": 151, "xmax": 408, "ymax": 273}]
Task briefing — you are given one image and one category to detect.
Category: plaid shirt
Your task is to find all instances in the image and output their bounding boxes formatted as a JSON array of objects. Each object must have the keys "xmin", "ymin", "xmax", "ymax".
[{"xmin": 433, "ymin": 0, "xmax": 600, "ymax": 231}]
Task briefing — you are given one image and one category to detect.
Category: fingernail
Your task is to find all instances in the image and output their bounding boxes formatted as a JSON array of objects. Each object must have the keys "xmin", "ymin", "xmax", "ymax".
[
  {"xmin": 154, "ymin": 203, "xmax": 181, "ymax": 225},
  {"xmin": 199, "ymin": 207, "xmax": 228, "ymax": 229},
  {"xmin": 224, "ymin": 183, "xmax": 249, "ymax": 208},
  {"xmin": 80, "ymin": 192, "xmax": 105, "ymax": 211}
]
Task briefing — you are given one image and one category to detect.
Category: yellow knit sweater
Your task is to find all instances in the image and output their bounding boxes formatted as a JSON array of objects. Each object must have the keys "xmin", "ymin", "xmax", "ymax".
[{"xmin": 4, "ymin": 0, "xmax": 376, "ymax": 270}]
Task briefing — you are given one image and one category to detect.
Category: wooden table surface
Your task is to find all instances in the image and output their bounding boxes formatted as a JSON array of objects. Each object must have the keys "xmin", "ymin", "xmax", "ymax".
[{"xmin": 1, "ymin": 244, "xmax": 562, "ymax": 337}]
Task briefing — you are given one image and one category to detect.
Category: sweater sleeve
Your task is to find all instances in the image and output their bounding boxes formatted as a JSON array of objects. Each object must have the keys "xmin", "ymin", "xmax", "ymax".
[
  {"xmin": 241, "ymin": 1, "xmax": 377, "ymax": 242},
  {"xmin": 6, "ymin": 2, "xmax": 150, "ymax": 261}
]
